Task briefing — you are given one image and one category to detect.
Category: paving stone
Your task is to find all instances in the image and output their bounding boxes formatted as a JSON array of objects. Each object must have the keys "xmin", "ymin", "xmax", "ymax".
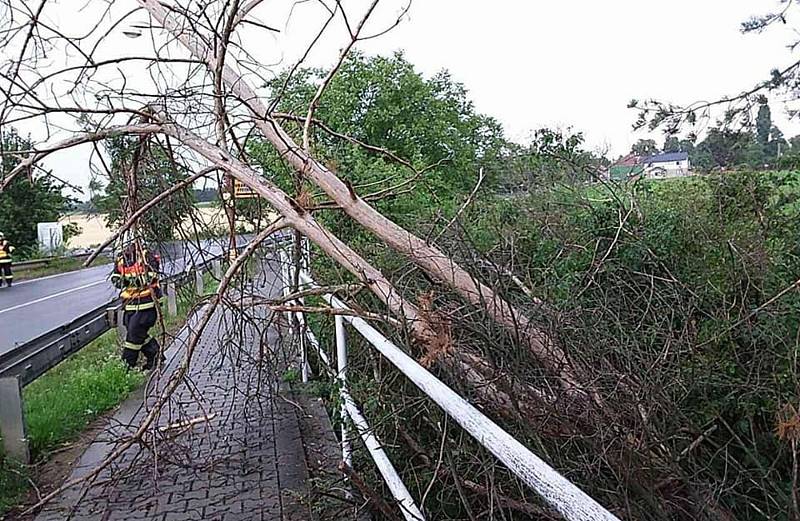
[{"xmin": 34, "ymin": 266, "xmax": 317, "ymax": 521}]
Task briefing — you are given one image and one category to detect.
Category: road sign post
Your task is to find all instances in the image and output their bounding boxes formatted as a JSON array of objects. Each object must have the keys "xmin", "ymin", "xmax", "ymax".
[{"xmin": 0, "ymin": 376, "xmax": 30, "ymax": 463}]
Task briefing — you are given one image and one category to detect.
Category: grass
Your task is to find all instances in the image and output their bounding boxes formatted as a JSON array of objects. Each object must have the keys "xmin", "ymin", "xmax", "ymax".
[
  {"xmin": 0, "ymin": 330, "xmax": 142, "ymax": 514},
  {"xmin": 15, "ymin": 256, "xmax": 112, "ymax": 282},
  {"xmin": 23, "ymin": 332, "xmax": 144, "ymax": 455},
  {"xmin": 0, "ymin": 275, "xmax": 211, "ymax": 515}
]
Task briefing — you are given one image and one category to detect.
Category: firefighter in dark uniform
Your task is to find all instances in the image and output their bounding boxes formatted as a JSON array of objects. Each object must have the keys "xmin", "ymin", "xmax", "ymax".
[
  {"xmin": 0, "ymin": 232, "xmax": 15, "ymax": 287},
  {"xmin": 111, "ymin": 244, "xmax": 164, "ymax": 370}
]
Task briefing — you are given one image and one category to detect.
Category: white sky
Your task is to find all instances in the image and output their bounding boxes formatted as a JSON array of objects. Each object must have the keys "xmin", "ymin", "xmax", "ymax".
[{"xmin": 10, "ymin": 0, "xmax": 800, "ymax": 197}]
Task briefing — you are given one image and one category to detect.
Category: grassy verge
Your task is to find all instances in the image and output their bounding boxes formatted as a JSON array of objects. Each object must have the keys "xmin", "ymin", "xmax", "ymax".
[
  {"xmin": 15, "ymin": 256, "xmax": 112, "ymax": 282},
  {"xmin": 0, "ymin": 277, "xmax": 210, "ymax": 515}
]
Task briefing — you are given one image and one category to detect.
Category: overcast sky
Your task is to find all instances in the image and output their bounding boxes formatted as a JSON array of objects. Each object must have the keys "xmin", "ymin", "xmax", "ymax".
[
  {"xmin": 357, "ymin": 1, "xmax": 800, "ymax": 148},
  {"xmin": 12, "ymin": 0, "xmax": 800, "ymax": 197}
]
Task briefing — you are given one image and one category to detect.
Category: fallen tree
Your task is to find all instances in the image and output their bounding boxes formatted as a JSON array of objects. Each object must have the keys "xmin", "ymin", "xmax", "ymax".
[{"xmin": 0, "ymin": 1, "xmax": 751, "ymax": 519}]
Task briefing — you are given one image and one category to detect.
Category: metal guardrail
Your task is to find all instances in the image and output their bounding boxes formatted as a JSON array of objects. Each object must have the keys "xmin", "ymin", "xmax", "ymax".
[
  {"xmin": 0, "ymin": 234, "xmax": 286, "ymax": 462},
  {"xmin": 277, "ymin": 244, "xmax": 621, "ymax": 521},
  {"xmin": 0, "ymin": 254, "xmax": 224, "ymax": 462},
  {"xmin": 0, "ymin": 302, "xmax": 118, "ymax": 387}
]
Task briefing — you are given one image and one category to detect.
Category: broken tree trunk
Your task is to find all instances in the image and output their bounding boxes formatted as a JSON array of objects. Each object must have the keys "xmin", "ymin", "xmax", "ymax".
[{"xmin": 138, "ymin": 0, "xmax": 586, "ymax": 397}]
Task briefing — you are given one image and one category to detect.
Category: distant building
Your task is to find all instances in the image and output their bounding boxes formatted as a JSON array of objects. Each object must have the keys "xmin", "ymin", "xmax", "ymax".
[
  {"xmin": 609, "ymin": 154, "xmax": 644, "ymax": 180},
  {"xmin": 608, "ymin": 151, "xmax": 691, "ymax": 181},
  {"xmin": 641, "ymin": 151, "xmax": 690, "ymax": 178}
]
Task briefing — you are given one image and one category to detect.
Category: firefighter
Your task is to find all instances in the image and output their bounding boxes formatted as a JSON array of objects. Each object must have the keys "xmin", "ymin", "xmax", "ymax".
[
  {"xmin": 0, "ymin": 232, "xmax": 15, "ymax": 287},
  {"xmin": 111, "ymin": 244, "xmax": 164, "ymax": 370}
]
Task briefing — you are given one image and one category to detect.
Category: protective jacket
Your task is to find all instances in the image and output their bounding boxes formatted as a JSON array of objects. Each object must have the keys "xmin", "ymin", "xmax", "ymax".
[
  {"xmin": 112, "ymin": 249, "xmax": 163, "ymax": 311},
  {"xmin": 0, "ymin": 239, "xmax": 14, "ymax": 263}
]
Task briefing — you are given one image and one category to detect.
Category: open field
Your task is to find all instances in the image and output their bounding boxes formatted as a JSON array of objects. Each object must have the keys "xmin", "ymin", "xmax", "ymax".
[{"xmin": 59, "ymin": 206, "xmax": 268, "ymax": 249}]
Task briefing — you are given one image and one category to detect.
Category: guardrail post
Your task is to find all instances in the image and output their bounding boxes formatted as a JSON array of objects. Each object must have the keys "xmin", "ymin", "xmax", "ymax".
[
  {"xmin": 0, "ymin": 376, "xmax": 30, "ymax": 463},
  {"xmin": 166, "ymin": 282, "xmax": 177, "ymax": 316},
  {"xmin": 195, "ymin": 269, "xmax": 204, "ymax": 296},
  {"xmin": 335, "ymin": 315, "xmax": 352, "ymax": 469},
  {"xmin": 116, "ymin": 307, "xmax": 126, "ymax": 339},
  {"xmin": 212, "ymin": 259, "xmax": 222, "ymax": 279}
]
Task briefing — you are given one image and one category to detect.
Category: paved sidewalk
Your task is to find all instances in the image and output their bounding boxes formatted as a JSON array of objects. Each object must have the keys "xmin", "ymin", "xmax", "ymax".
[{"xmin": 35, "ymin": 265, "xmax": 329, "ymax": 521}]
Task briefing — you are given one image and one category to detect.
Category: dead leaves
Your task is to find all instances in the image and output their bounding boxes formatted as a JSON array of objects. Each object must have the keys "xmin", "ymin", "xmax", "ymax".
[
  {"xmin": 417, "ymin": 291, "xmax": 454, "ymax": 368},
  {"xmin": 777, "ymin": 403, "xmax": 800, "ymax": 442}
]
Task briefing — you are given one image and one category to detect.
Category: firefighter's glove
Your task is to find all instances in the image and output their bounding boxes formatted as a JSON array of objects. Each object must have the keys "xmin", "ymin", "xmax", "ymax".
[{"xmin": 111, "ymin": 274, "xmax": 125, "ymax": 289}]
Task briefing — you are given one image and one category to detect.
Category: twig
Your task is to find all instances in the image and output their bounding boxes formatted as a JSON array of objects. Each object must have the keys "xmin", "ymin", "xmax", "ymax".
[
  {"xmin": 339, "ymin": 461, "xmax": 403, "ymax": 521},
  {"xmin": 83, "ymin": 166, "xmax": 220, "ymax": 267},
  {"xmin": 698, "ymin": 276, "xmax": 800, "ymax": 347},
  {"xmin": 302, "ymin": 0, "xmax": 380, "ymax": 152},
  {"xmin": 158, "ymin": 413, "xmax": 216, "ymax": 433},
  {"xmin": 435, "ymin": 167, "xmax": 484, "ymax": 241}
]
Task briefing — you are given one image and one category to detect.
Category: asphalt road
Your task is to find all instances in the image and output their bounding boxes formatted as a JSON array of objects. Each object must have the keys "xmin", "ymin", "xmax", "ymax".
[{"xmin": 0, "ymin": 237, "xmax": 241, "ymax": 355}]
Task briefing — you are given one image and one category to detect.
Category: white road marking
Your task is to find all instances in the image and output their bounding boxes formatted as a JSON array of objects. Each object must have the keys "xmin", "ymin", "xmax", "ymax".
[{"xmin": 0, "ymin": 280, "xmax": 108, "ymax": 315}]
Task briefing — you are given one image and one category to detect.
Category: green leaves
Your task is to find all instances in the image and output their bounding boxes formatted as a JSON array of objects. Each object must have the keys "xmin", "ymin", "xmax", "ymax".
[
  {"xmin": 93, "ymin": 135, "xmax": 195, "ymax": 242},
  {"xmin": 0, "ymin": 130, "xmax": 73, "ymax": 255}
]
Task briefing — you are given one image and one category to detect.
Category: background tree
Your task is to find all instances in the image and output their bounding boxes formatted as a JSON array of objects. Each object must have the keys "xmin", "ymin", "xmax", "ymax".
[
  {"xmin": 765, "ymin": 124, "xmax": 787, "ymax": 163},
  {"xmin": 501, "ymin": 128, "xmax": 604, "ymax": 192},
  {"xmin": 0, "ymin": 129, "xmax": 73, "ymax": 256},
  {"xmin": 662, "ymin": 135, "xmax": 681, "ymax": 153},
  {"xmin": 689, "ymin": 127, "xmax": 754, "ymax": 170},
  {"xmin": 631, "ymin": 138, "xmax": 658, "ymax": 156},
  {"xmin": 92, "ymin": 135, "xmax": 195, "ymax": 243},
  {"xmin": 192, "ymin": 187, "xmax": 218, "ymax": 203},
  {"xmin": 254, "ymin": 51, "xmax": 507, "ymax": 231},
  {"xmin": 756, "ymin": 101, "xmax": 772, "ymax": 149}
]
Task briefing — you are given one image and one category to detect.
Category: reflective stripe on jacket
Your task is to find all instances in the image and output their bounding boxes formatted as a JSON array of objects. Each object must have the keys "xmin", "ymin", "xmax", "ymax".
[
  {"xmin": 0, "ymin": 240, "xmax": 14, "ymax": 262},
  {"xmin": 113, "ymin": 250, "xmax": 162, "ymax": 311}
]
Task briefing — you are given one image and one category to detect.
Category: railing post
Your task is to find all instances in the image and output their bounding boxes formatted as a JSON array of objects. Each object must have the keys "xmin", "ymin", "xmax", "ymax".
[
  {"xmin": 301, "ymin": 235, "xmax": 311, "ymax": 272},
  {"xmin": 298, "ymin": 266, "xmax": 309, "ymax": 383},
  {"xmin": 281, "ymin": 243, "xmax": 309, "ymax": 383},
  {"xmin": 301, "ymin": 236, "xmax": 312, "ymax": 382},
  {"xmin": 298, "ymin": 311, "xmax": 309, "ymax": 383},
  {"xmin": 279, "ymin": 248, "xmax": 292, "ymax": 325},
  {"xmin": 195, "ymin": 269, "xmax": 204, "ymax": 296},
  {"xmin": 212, "ymin": 259, "xmax": 222, "ymax": 279},
  {"xmin": 0, "ymin": 376, "xmax": 30, "ymax": 463},
  {"xmin": 166, "ymin": 282, "xmax": 178, "ymax": 316},
  {"xmin": 335, "ymin": 315, "xmax": 352, "ymax": 468}
]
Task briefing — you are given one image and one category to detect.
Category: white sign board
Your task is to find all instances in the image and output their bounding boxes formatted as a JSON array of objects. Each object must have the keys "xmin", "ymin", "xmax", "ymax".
[{"xmin": 37, "ymin": 222, "xmax": 63, "ymax": 254}]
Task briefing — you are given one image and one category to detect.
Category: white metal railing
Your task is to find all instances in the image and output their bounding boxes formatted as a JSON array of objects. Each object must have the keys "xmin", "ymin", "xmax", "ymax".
[{"xmin": 277, "ymin": 246, "xmax": 621, "ymax": 521}]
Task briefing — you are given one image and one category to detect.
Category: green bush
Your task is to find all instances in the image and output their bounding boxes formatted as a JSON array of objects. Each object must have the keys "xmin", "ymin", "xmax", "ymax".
[
  {"xmin": 23, "ymin": 331, "xmax": 143, "ymax": 455},
  {"xmin": 458, "ymin": 171, "xmax": 800, "ymax": 519}
]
